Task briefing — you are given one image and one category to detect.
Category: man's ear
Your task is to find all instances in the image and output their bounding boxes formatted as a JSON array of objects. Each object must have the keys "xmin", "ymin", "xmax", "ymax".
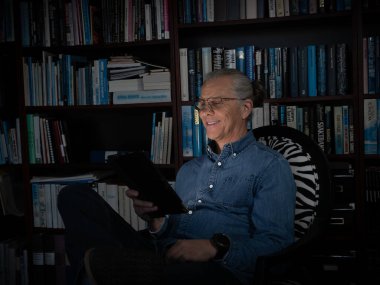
[{"xmin": 241, "ymin": 99, "xmax": 253, "ymax": 120}]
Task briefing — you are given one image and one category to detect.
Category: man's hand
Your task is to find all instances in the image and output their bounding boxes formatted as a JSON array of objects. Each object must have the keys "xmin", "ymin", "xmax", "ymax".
[
  {"xmin": 125, "ymin": 188, "xmax": 164, "ymax": 231},
  {"xmin": 166, "ymin": 239, "xmax": 217, "ymax": 262}
]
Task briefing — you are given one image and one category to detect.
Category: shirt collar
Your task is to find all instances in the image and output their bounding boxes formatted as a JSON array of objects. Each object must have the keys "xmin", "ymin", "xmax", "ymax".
[{"xmin": 206, "ymin": 131, "xmax": 256, "ymax": 160}]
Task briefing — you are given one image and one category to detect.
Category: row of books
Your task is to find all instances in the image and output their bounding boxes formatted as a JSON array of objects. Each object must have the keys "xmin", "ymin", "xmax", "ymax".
[
  {"xmin": 26, "ymin": 114, "xmax": 70, "ymax": 164},
  {"xmin": 29, "ymin": 233, "xmax": 67, "ymax": 285},
  {"xmin": 363, "ymin": 35, "xmax": 380, "ymax": 95},
  {"xmin": 181, "ymin": 103, "xmax": 355, "ymax": 157},
  {"xmin": 19, "ymin": 0, "xmax": 170, "ymax": 47},
  {"xmin": 265, "ymin": 104, "xmax": 355, "ymax": 155},
  {"xmin": 178, "ymin": 0, "xmax": 352, "ymax": 24},
  {"xmin": 0, "ymin": 0, "xmax": 14, "ymax": 42},
  {"xmin": 364, "ymin": 166, "xmax": 380, "ymax": 233},
  {"xmin": 150, "ymin": 112, "xmax": 173, "ymax": 164},
  {"xmin": 30, "ymin": 177, "xmax": 149, "ymax": 231},
  {"xmin": 179, "ymin": 43, "xmax": 349, "ymax": 101},
  {"xmin": 22, "ymin": 53, "xmax": 172, "ymax": 106},
  {"xmin": 363, "ymin": 99, "xmax": 380, "ymax": 155},
  {"xmin": 0, "ymin": 236, "xmax": 28, "ymax": 285},
  {"xmin": 0, "ymin": 119, "xmax": 22, "ymax": 165}
]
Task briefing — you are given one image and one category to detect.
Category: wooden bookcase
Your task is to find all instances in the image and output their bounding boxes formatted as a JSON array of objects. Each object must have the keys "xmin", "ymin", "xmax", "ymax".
[{"xmin": 2, "ymin": 0, "xmax": 379, "ymax": 283}]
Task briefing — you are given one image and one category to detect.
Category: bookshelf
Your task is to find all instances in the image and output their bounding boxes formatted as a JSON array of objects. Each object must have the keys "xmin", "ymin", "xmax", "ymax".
[{"xmin": 1, "ymin": 0, "xmax": 379, "ymax": 283}]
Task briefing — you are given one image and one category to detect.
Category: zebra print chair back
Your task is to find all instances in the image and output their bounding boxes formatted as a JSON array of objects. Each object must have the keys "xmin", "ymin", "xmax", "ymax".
[{"xmin": 252, "ymin": 125, "xmax": 332, "ymax": 284}]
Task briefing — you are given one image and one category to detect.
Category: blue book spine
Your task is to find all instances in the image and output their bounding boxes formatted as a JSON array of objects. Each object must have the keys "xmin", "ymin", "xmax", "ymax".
[
  {"xmin": 317, "ymin": 44, "xmax": 327, "ymax": 96},
  {"xmin": 268, "ymin": 47, "xmax": 276, "ymax": 98},
  {"xmin": 299, "ymin": 0, "xmax": 309, "ymax": 15},
  {"xmin": 307, "ymin": 45, "xmax": 317, "ymax": 97},
  {"xmin": 181, "ymin": 106, "xmax": 194, "ymax": 157},
  {"xmin": 279, "ymin": 105, "xmax": 287, "ymax": 126},
  {"xmin": 236, "ymin": 46, "xmax": 246, "ymax": 74},
  {"xmin": 192, "ymin": 107, "xmax": 203, "ymax": 157},
  {"xmin": 244, "ymin": 45, "xmax": 254, "ymax": 81},
  {"xmin": 99, "ymin": 59, "xmax": 109, "ymax": 105},
  {"xmin": 368, "ymin": 36, "xmax": 376, "ymax": 94}
]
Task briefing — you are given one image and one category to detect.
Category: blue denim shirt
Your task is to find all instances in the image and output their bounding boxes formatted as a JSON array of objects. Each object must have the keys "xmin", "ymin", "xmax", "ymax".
[{"xmin": 155, "ymin": 131, "xmax": 296, "ymax": 285}]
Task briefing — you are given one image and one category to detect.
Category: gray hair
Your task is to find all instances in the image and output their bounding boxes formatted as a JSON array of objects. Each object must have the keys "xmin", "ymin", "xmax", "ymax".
[{"xmin": 203, "ymin": 68, "xmax": 264, "ymax": 107}]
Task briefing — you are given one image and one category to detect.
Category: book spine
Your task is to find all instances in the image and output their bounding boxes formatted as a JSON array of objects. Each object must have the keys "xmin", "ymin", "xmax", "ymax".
[
  {"xmin": 327, "ymin": 43, "xmax": 337, "ymax": 96},
  {"xmin": 195, "ymin": 47, "xmax": 203, "ymax": 98},
  {"xmin": 236, "ymin": 46, "xmax": 246, "ymax": 74},
  {"xmin": 181, "ymin": 105, "xmax": 194, "ymax": 157},
  {"xmin": 308, "ymin": 44, "xmax": 317, "ymax": 97},
  {"xmin": 187, "ymin": 48, "xmax": 196, "ymax": 101},
  {"xmin": 289, "ymin": 46, "xmax": 299, "ymax": 97},
  {"xmin": 324, "ymin": 105, "xmax": 333, "ymax": 154},
  {"xmin": 298, "ymin": 46, "xmax": 308, "ymax": 97},
  {"xmin": 268, "ymin": 47, "xmax": 276, "ymax": 98},
  {"xmin": 192, "ymin": 108, "xmax": 203, "ymax": 157},
  {"xmin": 336, "ymin": 43, "xmax": 348, "ymax": 95},
  {"xmin": 282, "ymin": 47, "xmax": 289, "ymax": 98},
  {"xmin": 317, "ymin": 44, "xmax": 327, "ymax": 96},
  {"xmin": 334, "ymin": 105, "xmax": 344, "ymax": 154},
  {"xmin": 315, "ymin": 104, "xmax": 325, "ymax": 152},
  {"xmin": 363, "ymin": 99, "xmax": 378, "ymax": 154},
  {"xmin": 245, "ymin": 45, "xmax": 254, "ymax": 81},
  {"xmin": 367, "ymin": 36, "xmax": 376, "ymax": 94},
  {"xmin": 212, "ymin": 47, "xmax": 224, "ymax": 70},
  {"xmin": 275, "ymin": 47, "xmax": 283, "ymax": 98}
]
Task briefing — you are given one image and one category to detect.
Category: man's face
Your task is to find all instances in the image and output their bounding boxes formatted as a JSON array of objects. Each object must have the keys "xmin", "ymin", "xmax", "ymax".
[{"xmin": 199, "ymin": 76, "xmax": 251, "ymax": 150}]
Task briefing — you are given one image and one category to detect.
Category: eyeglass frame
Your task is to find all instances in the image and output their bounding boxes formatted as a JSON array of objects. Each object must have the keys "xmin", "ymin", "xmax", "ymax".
[{"xmin": 194, "ymin": 97, "xmax": 251, "ymax": 111}]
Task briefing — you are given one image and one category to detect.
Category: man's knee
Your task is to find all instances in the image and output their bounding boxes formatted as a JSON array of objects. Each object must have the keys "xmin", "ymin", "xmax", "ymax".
[{"xmin": 57, "ymin": 184, "xmax": 93, "ymax": 212}]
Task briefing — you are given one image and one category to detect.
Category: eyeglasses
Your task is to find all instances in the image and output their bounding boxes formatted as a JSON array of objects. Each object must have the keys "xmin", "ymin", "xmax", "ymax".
[{"xmin": 194, "ymin": 97, "xmax": 249, "ymax": 111}]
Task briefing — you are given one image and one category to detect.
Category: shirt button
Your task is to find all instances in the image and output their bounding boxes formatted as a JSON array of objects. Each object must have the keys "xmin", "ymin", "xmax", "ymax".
[
  {"xmin": 209, "ymin": 184, "xmax": 213, "ymax": 189},
  {"xmin": 233, "ymin": 153, "xmax": 237, "ymax": 157},
  {"xmin": 188, "ymin": 210, "xmax": 193, "ymax": 215},
  {"xmin": 217, "ymin": 161, "xmax": 222, "ymax": 166},
  {"xmin": 197, "ymin": 199, "xmax": 202, "ymax": 203}
]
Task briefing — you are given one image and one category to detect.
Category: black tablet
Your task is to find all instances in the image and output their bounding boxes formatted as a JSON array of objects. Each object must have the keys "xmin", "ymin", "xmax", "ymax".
[{"xmin": 107, "ymin": 152, "xmax": 188, "ymax": 217}]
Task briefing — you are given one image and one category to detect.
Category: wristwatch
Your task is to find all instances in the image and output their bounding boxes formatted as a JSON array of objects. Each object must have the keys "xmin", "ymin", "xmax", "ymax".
[{"xmin": 210, "ymin": 233, "xmax": 230, "ymax": 260}]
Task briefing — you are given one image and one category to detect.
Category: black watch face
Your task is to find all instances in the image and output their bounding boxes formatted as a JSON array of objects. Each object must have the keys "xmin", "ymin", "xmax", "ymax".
[{"xmin": 214, "ymin": 233, "xmax": 229, "ymax": 248}]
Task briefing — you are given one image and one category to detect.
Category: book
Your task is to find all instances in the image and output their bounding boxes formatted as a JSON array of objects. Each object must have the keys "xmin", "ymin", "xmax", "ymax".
[
  {"xmin": 333, "ymin": 105, "xmax": 344, "ymax": 154},
  {"xmin": 30, "ymin": 171, "xmax": 112, "ymax": 184},
  {"xmin": 308, "ymin": 44, "xmax": 317, "ymax": 97},
  {"xmin": 363, "ymin": 99, "xmax": 378, "ymax": 154},
  {"xmin": 298, "ymin": 46, "xmax": 308, "ymax": 97},
  {"xmin": 289, "ymin": 46, "xmax": 299, "ymax": 97},
  {"xmin": 179, "ymin": 47, "xmax": 189, "ymax": 101},
  {"xmin": 192, "ymin": 107, "xmax": 203, "ymax": 157},
  {"xmin": 327, "ymin": 43, "xmax": 337, "ymax": 96},
  {"xmin": 336, "ymin": 43, "xmax": 348, "ymax": 95},
  {"xmin": 317, "ymin": 44, "xmax": 327, "ymax": 96},
  {"xmin": 112, "ymin": 89, "xmax": 171, "ymax": 104},
  {"xmin": 107, "ymin": 152, "xmax": 188, "ymax": 217},
  {"xmin": 181, "ymin": 105, "xmax": 194, "ymax": 157},
  {"xmin": 246, "ymin": 0, "xmax": 258, "ymax": 19},
  {"xmin": 108, "ymin": 78, "xmax": 143, "ymax": 92}
]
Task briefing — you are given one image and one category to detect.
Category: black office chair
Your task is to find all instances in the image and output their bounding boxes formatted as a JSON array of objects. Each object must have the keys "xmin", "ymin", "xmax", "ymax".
[{"xmin": 252, "ymin": 125, "xmax": 332, "ymax": 285}]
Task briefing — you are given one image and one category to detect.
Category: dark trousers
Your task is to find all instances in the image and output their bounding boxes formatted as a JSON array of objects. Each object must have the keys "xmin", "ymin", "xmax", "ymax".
[{"xmin": 57, "ymin": 184, "xmax": 242, "ymax": 285}]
